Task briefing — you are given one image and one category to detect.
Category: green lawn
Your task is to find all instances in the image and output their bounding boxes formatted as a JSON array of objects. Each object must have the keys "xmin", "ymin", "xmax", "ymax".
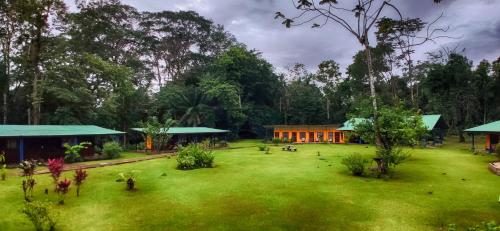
[{"xmin": 1, "ymin": 138, "xmax": 499, "ymax": 230}]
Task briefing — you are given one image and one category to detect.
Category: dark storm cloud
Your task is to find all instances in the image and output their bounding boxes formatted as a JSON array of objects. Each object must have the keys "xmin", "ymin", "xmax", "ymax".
[{"xmin": 69, "ymin": 0, "xmax": 500, "ymax": 71}]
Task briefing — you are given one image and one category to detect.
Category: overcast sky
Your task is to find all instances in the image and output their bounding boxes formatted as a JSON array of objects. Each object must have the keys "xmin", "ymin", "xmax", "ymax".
[{"xmin": 68, "ymin": 0, "xmax": 500, "ymax": 73}]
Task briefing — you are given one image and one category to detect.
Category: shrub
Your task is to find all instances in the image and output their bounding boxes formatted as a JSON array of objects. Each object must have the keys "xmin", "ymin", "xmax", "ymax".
[
  {"xmin": 18, "ymin": 160, "xmax": 38, "ymax": 201},
  {"xmin": 74, "ymin": 168, "xmax": 88, "ymax": 197},
  {"xmin": 47, "ymin": 158, "xmax": 64, "ymax": 190},
  {"xmin": 118, "ymin": 170, "xmax": 139, "ymax": 191},
  {"xmin": 0, "ymin": 152, "xmax": 6, "ymax": 181},
  {"xmin": 64, "ymin": 142, "xmax": 90, "ymax": 163},
  {"xmin": 448, "ymin": 221, "xmax": 499, "ymax": 231},
  {"xmin": 265, "ymin": 147, "xmax": 271, "ymax": 154},
  {"xmin": 341, "ymin": 153, "xmax": 369, "ymax": 176},
  {"xmin": 23, "ymin": 201, "xmax": 57, "ymax": 231},
  {"xmin": 56, "ymin": 179, "xmax": 71, "ymax": 205},
  {"xmin": 103, "ymin": 141, "xmax": 122, "ymax": 159},
  {"xmin": 177, "ymin": 155, "xmax": 196, "ymax": 169},
  {"xmin": 176, "ymin": 143, "xmax": 215, "ymax": 170},
  {"xmin": 272, "ymin": 138, "xmax": 281, "ymax": 145},
  {"xmin": 258, "ymin": 144, "xmax": 267, "ymax": 151},
  {"xmin": 218, "ymin": 140, "xmax": 228, "ymax": 148}
]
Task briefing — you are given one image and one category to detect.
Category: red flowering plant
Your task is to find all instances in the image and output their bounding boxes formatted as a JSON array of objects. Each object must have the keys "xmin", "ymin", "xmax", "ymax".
[
  {"xmin": 56, "ymin": 178, "xmax": 71, "ymax": 205},
  {"xmin": 47, "ymin": 158, "xmax": 64, "ymax": 190},
  {"xmin": 73, "ymin": 168, "xmax": 88, "ymax": 197}
]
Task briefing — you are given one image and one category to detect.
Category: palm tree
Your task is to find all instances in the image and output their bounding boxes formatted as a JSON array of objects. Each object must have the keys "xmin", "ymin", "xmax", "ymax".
[{"xmin": 176, "ymin": 87, "xmax": 213, "ymax": 127}]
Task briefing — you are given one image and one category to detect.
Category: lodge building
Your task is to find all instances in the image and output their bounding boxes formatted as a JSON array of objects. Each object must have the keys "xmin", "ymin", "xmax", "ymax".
[{"xmin": 269, "ymin": 125, "xmax": 346, "ymax": 143}]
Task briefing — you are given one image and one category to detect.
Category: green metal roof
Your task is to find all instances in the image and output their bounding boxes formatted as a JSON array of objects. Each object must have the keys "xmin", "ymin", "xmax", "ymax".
[
  {"xmin": 0, "ymin": 125, "xmax": 124, "ymax": 137},
  {"xmin": 338, "ymin": 115, "xmax": 445, "ymax": 131},
  {"xmin": 338, "ymin": 118, "xmax": 369, "ymax": 131},
  {"xmin": 464, "ymin": 120, "xmax": 500, "ymax": 133},
  {"xmin": 132, "ymin": 127, "xmax": 229, "ymax": 134},
  {"xmin": 421, "ymin": 115, "xmax": 443, "ymax": 131}
]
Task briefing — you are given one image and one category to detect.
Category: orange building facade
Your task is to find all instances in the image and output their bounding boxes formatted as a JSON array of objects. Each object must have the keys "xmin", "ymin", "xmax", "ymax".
[{"xmin": 271, "ymin": 125, "xmax": 346, "ymax": 144}]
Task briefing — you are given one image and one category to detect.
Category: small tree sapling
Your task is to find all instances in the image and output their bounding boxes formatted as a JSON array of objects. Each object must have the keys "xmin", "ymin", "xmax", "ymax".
[
  {"xmin": 18, "ymin": 160, "xmax": 38, "ymax": 201},
  {"xmin": 74, "ymin": 168, "xmax": 88, "ymax": 197},
  {"xmin": 56, "ymin": 179, "xmax": 71, "ymax": 205},
  {"xmin": 47, "ymin": 158, "xmax": 64, "ymax": 190}
]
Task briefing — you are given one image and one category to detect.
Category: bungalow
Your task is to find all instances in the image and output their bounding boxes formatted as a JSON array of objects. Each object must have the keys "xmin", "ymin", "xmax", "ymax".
[
  {"xmin": 266, "ymin": 125, "xmax": 345, "ymax": 143},
  {"xmin": 464, "ymin": 120, "xmax": 500, "ymax": 152},
  {"xmin": 0, "ymin": 125, "xmax": 124, "ymax": 164},
  {"xmin": 337, "ymin": 114, "xmax": 448, "ymax": 144},
  {"xmin": 131, "ymin": 127, "xmax": 230, "ymax": 150}
]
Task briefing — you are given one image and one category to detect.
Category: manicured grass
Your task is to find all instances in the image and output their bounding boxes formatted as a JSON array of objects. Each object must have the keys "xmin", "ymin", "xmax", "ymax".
[{"xmin": 0, "ymin": 138, "xmax": 499, "ymax": 230}]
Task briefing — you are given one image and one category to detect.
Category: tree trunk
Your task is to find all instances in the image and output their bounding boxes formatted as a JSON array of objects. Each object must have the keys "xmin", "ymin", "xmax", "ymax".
[
  {"xmin": 30, "ymin": 27, "xmax": 43, "ymax": 125},
  {"xmin": 2, "ymin": 93, "xmax": 6, "ymax": 124},
  {"xmin": 363, "ymin": 44, "xmax": 382, "ymax": 148}
]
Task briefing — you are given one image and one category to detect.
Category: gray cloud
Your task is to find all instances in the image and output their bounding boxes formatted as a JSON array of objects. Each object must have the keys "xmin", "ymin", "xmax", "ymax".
[{"xmin": 69, "ymin": 0, "xmax": 500, "ymax": 72}]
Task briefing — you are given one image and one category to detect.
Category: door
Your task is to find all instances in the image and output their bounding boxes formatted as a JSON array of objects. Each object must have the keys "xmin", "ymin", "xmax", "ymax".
[
  {"xmin": 309, "ymin": 132, "xmax": 315, "ymax": 142},
  {"xmin": 335, "ymin": 132, "xmax": 340, "ymax": 143}
]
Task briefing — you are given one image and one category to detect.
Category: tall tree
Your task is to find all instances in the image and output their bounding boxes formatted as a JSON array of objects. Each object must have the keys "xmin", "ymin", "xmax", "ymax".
[{"xmin": 15, "ymin": 0, "xmax": 66, "ymax": 124}]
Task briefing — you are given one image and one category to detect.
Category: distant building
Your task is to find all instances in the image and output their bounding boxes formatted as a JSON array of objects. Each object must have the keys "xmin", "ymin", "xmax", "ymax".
[
  {"xmin": 131, "ymin": 127, "xmax": 230, "ymax": 150},
  {"xmin": 0, "ymin": 125, "xmax": 124, "ymax": 164},
  {"xmin": 265, "ymin": 125, "xmax": 345, "ymax": 143},
  {"xmin": 265, "ymin": 114, "xmax": 448, "ymax": 145},
  {"xmin": 464, "ymin": 120, "xmax": 500, "ymax": 152}
]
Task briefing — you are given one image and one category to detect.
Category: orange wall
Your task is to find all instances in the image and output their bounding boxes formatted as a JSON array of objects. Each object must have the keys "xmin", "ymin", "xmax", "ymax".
[{"xmin": 273, "ymin": 129, "xmax": 345, "ymax": 143}]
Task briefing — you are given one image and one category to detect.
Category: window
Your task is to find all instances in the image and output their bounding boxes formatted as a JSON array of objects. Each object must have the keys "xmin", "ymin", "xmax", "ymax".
[
  {"xmin": 283, "ymin": 132, "xmax": 289, "ymax": 139},
  {"xmin": 328, "ymin": 132, "xmax": 334, "ymax": 142},
  {"xmin": 7, "ymin": 139, "xmax": 17, "ymax": 149},
  {"xmin": 317, "ymin": 132, "xmax": 324, "ymax": 142},
  {"xmin": 300, "ymin": 132, "xmax": 306, "ymax": 142},
  {"xmin": 274, "ymin": 132, "xmax": 280, "ymax": 138}
]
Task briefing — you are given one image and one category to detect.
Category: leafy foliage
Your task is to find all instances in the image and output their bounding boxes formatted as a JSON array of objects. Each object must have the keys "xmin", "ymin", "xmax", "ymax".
[
  {"xmin": 63, "ymin": 142, "xmax": 91, "ymax": 163},
  {"xmin": 56, "ymin": 179, "xmax": 71, "ymax": 205},
  {"xmin": 23, "ymin": 201, "xmax": 57, "ymax": 231},
  {"xmin": 118, "ymin": 170, "xmax": 140, "ymax": 191},
  {"xmin": 74, "ymin": 168, "xmax": 88, "ymax": 197},
  {"xmin": 354, "ymin": 105, "xmax": 426, "ymax": 174},
  {"xmin": 47, "ymin": 158, "xmax": 64, "ymax": 189},
  {"xmin": 258, "ymin": 144, "xmax": 267, "ymax": 151},
  {"xmin": 447, "ymin": 221, "xmax": 499, "ymax": 231},
  {"xmin": 18, "ymin": 160, "xmax": 38, "ymax": 201},
  {"xmin": 103, "ymin": 142, "xmax": 122, "ymax": 159},
  {"xmin": 176, "ymin": 143, "xmax": 215, "ymax": 170},
  {"xmin": 341, "ymin": 153, "xmax": 370, "ymax": 176},
  {"xmin": 0, "ymin": 152, "xmax": 6, "ymax": 180},
  {"xmin": 139, "ymin": 117, "xmax": 176, "ymax": 152}
]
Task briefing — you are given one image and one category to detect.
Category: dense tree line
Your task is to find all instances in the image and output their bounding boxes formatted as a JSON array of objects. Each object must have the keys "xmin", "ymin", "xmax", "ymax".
[{"xmin": 1, "ymin": 0, "xmax": 498, "ymax": 140}]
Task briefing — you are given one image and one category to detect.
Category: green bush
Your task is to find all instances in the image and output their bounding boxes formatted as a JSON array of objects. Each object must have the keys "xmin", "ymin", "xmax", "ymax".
[
  {"xmin": 257, "ymin": 144, "xmax": 267, "ymax": 151},
  {"xmin": 272, "ymin": 138, "xmax": 281, "ymax": 145},
  {"xmin": 177, "ymin": 143, "xmax": 214, "ymax": 170},
  {"xmin": 64, "ymin": 142, "xmax": 91, "ymax": 163},
  {"xmin": 177, "ymin": 155, "xmax": 196, "ymax": 169},
  {"xmin": 341, "ymin": 153, "xmax": 369, "ymax": 176},
  {"xmin": 23, "ymin": 201, "xmax": 57, "ymax": 231},
  {"xmin": 0, "ymin": 152, "xmax": 6, "ymax": 180},
  {"xmin": 103, "ymin": 142, "xmax": 122, "ymax": 159},
  {"xmin": 448, "ymin": 221, "xmax": 499, "ymax": 231},
  {"xmin": 220, "ymin": 140, "xmax": 228, "ymax": 148}
]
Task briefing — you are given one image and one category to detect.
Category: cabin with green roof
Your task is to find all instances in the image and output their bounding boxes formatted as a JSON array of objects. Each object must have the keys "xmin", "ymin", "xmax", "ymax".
[
  {"xmin": 338, "ymin": 115, "xmax": 448, "ymax": 144},
  {"xmin": 0, "ymin": 125, "xmax": 124, "ymax": 164},
  {"xmin": 131, "ymin": 127, "xmax": 230, "ymax": 150},
  {"xmin": 464, "ymin": 120, "xmax": 500, "ymax": 152}
]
